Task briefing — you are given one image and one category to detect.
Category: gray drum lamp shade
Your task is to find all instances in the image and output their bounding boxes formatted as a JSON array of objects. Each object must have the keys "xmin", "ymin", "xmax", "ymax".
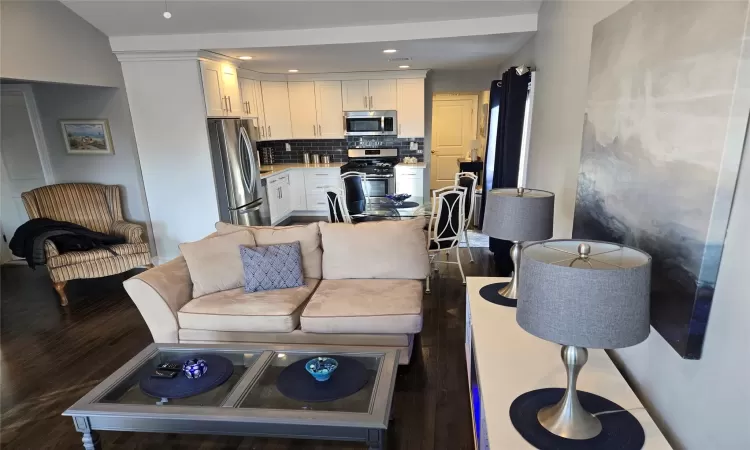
[
  {"xmin": 517, "ymin": 240, "xmax": 652, "ymax": 349},
  {"xmin": 482, "ymin": 188, "xmax": 554, "ymax": 241}
]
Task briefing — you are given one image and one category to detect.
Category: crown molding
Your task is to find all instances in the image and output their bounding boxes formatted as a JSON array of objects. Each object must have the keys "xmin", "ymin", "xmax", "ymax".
[{"xmin": 115, "ymin": 51, "xmax": 202, "ymax": 63}]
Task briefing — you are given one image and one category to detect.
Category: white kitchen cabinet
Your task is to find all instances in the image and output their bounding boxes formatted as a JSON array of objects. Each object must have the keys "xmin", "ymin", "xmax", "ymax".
[
  {"xmin": 341, "ymin": 80, "xmax": 369, "ymax": 111},
  {"xmin": 303, "ymin": 168, "xmax": 340, "ymax": 211},
  {"xmin": 238, "ymin": 77, "xmax": 257, "ymax": 118},
  {"xmin": 252, "ymin": 80, "xmax": 267, "ymax": 139},
  {"xmin": 221, "ymin": 65, "xmax": 242, "ymax": 117},
  {"xmin": 200, "ymin": 60, "xmax": 242, "ymax": 117},
  {"xmin": 397, "ymin": 79, "xmax": 425, "ymax": 137},
  {"xmin": 368, "ymin": 79, "xmax": 398, "ymax": 110},
  {"xmin": 200, "ymin": 60, "xmax": 226, "ymax": 117},
  {"xmin": 288, "ymin": 82, "xmax": 318, "ymax": 139},
  {"xmin": 260, "ymin": 81, "xmax": 293, "ymax": 140},
  {"xmin": 395, "ymin": 165, "xmax": 425, "ymax": 197},
  {"xmin": 288, "ymin": 169, "xmax": 307, "ymax": 211},
  {"xmin": 266, "ymin": 172, "xmax": 292, "ymax": 224},
  {"xmin": 315, "ymin": 81, "xmax": 344, "ymax": 138}
]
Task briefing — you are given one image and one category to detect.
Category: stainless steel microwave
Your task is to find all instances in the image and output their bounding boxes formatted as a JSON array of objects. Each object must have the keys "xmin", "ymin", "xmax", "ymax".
[{"xmin": 344, "ymin": 111, "xmax": 398, "ymax": 136}]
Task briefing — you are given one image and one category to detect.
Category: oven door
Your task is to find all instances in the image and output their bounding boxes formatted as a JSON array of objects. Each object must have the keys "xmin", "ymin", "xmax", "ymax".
[
  {"xmin": 345, "ymin": 111, "xmax": 397, "ymax": 136},
  {"xmin": 364, "ymin": 175, "xmax": 395, "ymax": 197}
]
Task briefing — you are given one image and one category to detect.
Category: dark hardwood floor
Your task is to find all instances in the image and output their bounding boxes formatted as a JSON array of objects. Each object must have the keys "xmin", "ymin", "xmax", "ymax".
[{"xmin": 1, "ymin": 247, "xmax": 496, "ymax": 450}]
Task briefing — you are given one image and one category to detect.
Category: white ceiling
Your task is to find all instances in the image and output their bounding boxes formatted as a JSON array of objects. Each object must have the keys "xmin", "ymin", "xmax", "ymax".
[
  {"xmin": 62, "ymin": 0, "xmax": 541, "ymax": 37},
  {"xmin": 212, "ymin": 33, "xmax": 535, "ymax": 73}
]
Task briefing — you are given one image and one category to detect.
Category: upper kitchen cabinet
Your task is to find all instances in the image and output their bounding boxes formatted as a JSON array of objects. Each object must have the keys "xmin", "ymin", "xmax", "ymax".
[
  {"xmin": 238, "ymin": 77, "xmax": 258, "ymax": 118},
  {"xmin": 288, "ymin": 82, "xmax": 318, "ymax": 139},
  {"xmin": 200, "ymin": 60, "xmax": 226, "ymax": 117},
  {"xmin": 341, "ymin": 79, "xmax": 397, "ymax": 111},
  {"xmin": 200, "ymin": 60, "xmax": 242, "ymax": 117},
  {"xmin": 368, "ymin": 79, "xmax": 397, "ymax": 110},
  {"xmin": 342, "ymin": 80, "xmax": 369, "ymax": 111},
  {"xmin": 260, "ymin": 81, "xmax": 293, "ymax": 140},
  {"xmin": 252, "ymin": 80, "xmax": 268, "ymax": 139},
  {"xmin": 314, "ymin": 81, "xmax": 344, "ymax": 138},
  {"xmin": 397, "ymin": 79, "xmax": 425, "ymax": 138}
]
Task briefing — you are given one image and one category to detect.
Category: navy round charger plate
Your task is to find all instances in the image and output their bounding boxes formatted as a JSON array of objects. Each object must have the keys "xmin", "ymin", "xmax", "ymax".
[
  {"xmin": 510, "ymin": 388, "xmax": 645, "ymax": 450},
  {"xmin": 479, "ymin": 282, "xmax": 517, "ymax": 307},
  {"xmin": 277, "ymin": 356, "xmax": 368, "ymax": 402},
  {"xmin": 140, "ymin": 354, "xmax": 234, "ymax": 399}
]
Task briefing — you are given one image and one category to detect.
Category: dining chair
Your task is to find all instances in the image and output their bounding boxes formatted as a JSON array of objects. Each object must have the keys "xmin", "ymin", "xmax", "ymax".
[
  {"xmin": 325, "ymin": 187, "xmax": 352, "ymax": 224},
  {"xmin": 425, "ymin": 185, "xmax": 467, "ymax": 293},
  {"xmin": 454, "ymin": 172, "xmax": 479, "ymax": 263},
  {"xmin": 340, "ymin": 171, "xmax": 368, "ymax": 217}
]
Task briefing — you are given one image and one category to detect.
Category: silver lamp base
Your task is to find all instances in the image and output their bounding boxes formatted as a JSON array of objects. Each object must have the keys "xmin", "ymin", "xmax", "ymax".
[
  {"xmin": 498, "ymin": 241, "xmax": 522, "ymax": 299},
  {"xmin": 537, "ymin": 346, "xmax": 603, "ymax": 440}
]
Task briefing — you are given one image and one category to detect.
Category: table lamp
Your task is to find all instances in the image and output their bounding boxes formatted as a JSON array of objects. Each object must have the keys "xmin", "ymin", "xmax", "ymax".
[
  {"xmin": 482, "ymin": 187, "xmax": 554, "ymax": 301},
  {"xmin": 515, "ymin": 240, "xmax": 651, "ymax": 442}
]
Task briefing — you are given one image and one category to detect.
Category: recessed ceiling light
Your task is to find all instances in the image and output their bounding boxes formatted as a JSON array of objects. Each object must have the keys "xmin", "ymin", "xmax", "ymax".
[
  {"xmin": 383, "ymin": 49, "xmax": 398, "ymax": 54},
  {"xmin": 399, "ymin": 65, "xmax": 410, "ymax": 69},
  {"xmin": 162, "ymin": 11, "xmax": 171, "ymax": 19},
  {"xmin": 288, "ymin": 69, "xmax": 299, "ymax": 73},
  {"xmin": 238, "ymin": 56, "xmax": 253, "ymax": 60}
]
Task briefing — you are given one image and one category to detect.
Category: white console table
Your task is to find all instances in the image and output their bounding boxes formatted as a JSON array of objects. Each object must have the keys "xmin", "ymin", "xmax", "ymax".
[{"xmin": 465, "ymin": 277, "xmax": 672, "ymax": 449}]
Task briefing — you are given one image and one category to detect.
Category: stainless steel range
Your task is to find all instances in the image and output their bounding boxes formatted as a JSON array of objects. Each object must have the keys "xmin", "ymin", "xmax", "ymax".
[{"xmin": 340, "ymin": 148, "xmax": 398, "ymax": 197}]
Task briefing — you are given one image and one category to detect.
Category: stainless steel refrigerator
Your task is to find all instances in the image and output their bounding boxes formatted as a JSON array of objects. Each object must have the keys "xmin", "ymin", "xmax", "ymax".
[{"xmin": 208, "ymin": 118, "xmax": 269, "ymax": 226}]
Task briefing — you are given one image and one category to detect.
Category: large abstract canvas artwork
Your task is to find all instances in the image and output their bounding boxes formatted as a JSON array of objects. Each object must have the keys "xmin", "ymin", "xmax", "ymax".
[{"xmin": 573, "ymin": 1, "xmax": 749, "ymax": 359}]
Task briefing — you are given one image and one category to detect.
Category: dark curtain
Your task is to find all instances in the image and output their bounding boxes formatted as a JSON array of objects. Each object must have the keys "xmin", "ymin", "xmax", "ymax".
[{"xmin": 480, "ymin": 68, "xmax": 531, "ymax": 275}]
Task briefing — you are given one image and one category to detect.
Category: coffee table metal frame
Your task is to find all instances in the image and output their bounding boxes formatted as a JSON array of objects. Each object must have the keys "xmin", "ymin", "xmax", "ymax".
[{"xmin": 63, "ymin": 343, "xmax": 399, "ymax": 450}]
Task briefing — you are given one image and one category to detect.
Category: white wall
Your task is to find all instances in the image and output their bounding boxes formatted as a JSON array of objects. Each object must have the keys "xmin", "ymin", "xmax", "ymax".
[
  {"xmin": 499, "ymin": 1, "xmax": 750, "ymax": 448},
  {"xmin": 499, "ymin": 0, "xmax": 628, "ymax": 238},
  {"xmin": 0, "ymin": 1, "xmax": 121, "ymax": 87},
  {"xmin": 119, "ymin": 58, "xmax": 219, "ymax": 262},
  {"xmin": 32, "ymin": 83, "xmax": 150, "ymax": 225},
  {"xmin": 0, "ymin": 1, "xmax": 153, "ymax": 250}
]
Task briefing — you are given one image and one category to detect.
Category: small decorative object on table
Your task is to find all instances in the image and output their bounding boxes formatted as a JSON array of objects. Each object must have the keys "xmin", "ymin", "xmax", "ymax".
[
  {"xmin": 183, "ymin": 358, "xmax": 208, "ymax": 379},
  {"xmin": 386, "ymin": 193, "xmax": 411, "ymax": 206},
  {"xmin": 305, "ymin": 357, "xmax": 339, "ymax": 382}
]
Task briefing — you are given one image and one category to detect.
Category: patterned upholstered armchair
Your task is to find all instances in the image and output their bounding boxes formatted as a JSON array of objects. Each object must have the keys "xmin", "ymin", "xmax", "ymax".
[{"xmin": 21, "ymin": 183, "xmax": 152, "ymax": 306}]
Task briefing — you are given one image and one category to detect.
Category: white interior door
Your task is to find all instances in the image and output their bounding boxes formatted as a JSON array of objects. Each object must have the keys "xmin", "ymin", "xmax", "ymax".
[
  {"xmin": 430, "ymin": 96, "xmax": 477, "ymax": 190},
  {"xmin": 315, "ymin": 81, "xmax": 344, "ymax": 138},
  {"xmin": 0, "ymin": 91, "xmax": 48, "ymax": 262},
  {"xmin": 288, "ymin": 82, "xmax": 318, "ymax": 139}
]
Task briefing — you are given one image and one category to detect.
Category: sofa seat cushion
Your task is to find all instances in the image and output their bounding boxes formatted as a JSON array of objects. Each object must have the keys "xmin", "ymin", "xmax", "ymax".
[
  {"xmin": 301, "ymin": 279, "xmax": 423, "ymax": 334},
  {"xmin": 177, "ymin": 278, "xmax": 319, "ymax": 333},
  {"xmin": 47, "ymin": 243, "xmax": 149, "ymax": 268}
]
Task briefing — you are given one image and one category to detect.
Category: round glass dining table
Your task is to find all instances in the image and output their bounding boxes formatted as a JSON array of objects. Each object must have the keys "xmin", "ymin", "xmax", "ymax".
[{"xmin": 359, "ymin": 196, "xmax": 432, "ymax": 220}]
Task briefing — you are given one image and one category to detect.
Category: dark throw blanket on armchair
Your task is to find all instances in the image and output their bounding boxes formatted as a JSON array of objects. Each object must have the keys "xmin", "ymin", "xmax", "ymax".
[{"xmin": 9, "ymin": 218, "xmax": 126, "ymax": 268}]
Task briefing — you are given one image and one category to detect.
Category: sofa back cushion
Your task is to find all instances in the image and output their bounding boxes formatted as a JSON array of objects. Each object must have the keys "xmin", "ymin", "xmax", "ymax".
[
  {"xmin": 215, "ymin": 222, "xmax": 322, "ymax": 279},
  {"xmin": 179, "ymin": 230, "xmax": 256, "ymax": 298},
  {"xmin": 320, "ymin": 218, "xmax": 430, "ymax": 280}
]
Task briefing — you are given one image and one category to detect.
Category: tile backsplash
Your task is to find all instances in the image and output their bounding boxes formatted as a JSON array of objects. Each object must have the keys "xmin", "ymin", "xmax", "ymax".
[{"xmin": 257, "ymin": 137, "xmax": 424, "ymax": 165}]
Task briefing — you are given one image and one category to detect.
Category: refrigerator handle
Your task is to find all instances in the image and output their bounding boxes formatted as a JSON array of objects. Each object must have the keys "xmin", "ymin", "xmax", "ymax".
[{"xmin": 239, "ymin": 126, "xmax": 257, "ymax": 194}]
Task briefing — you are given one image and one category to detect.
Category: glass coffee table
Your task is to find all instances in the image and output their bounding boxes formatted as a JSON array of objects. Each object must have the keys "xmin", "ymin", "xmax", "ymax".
[{"xmin": 63, "ymin": 343, "xmax": 399, "ymax": 450}]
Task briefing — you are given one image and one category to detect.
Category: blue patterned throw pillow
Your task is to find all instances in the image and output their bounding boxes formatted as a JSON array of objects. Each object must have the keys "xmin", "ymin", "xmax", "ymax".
[{"xmin": 240, "ymin": 241, "xmax": 304, "ymax": 293}]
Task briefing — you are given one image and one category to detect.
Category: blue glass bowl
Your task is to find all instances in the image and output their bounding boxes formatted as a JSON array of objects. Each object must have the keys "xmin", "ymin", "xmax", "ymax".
[
  {"xmin": 183, "ymin": 358, "xmax": 208, "ymax": 379},
  {"xmin": 305, "ymin": 357, "xmax": 339, "ymax": 382},
  {"xmin": 386, "ymin": 193, "xmax": 411, "ymax": 206}
]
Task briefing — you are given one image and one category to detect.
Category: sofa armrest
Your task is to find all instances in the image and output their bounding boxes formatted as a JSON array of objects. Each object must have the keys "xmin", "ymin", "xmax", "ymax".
[
  {"xmin": 123, "ymin": 256, "xmax": 193, "ymax": 343},
  {"xmin": 111, "ymin": 220, "xmax": 145, "ymax": 244}
]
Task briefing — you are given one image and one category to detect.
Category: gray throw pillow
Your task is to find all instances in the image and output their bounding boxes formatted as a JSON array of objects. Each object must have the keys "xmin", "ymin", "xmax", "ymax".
[{"xmin": 240, "ymin": 241, "xmax": 304, "ymax": 293}]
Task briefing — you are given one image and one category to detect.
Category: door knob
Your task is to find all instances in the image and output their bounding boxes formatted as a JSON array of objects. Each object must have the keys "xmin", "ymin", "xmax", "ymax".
[{"xmin": 431, "ymin": 150, "xmax": 436, "ymax": 154}]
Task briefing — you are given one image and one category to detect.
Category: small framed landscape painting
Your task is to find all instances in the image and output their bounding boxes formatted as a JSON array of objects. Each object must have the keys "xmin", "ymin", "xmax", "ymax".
[{"xmin": 60, "ymin": 120, "xmax": 114, "ymax": 155}]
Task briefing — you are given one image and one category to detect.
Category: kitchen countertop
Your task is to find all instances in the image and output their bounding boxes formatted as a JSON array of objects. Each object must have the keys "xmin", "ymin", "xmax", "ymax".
[
  {"xmin": 259, "ymin": 163, "xmax": 344, "ymax": 179},
  {"xmin": 395, "ymin": 162, "xmax": 427, "ymax": 169}
]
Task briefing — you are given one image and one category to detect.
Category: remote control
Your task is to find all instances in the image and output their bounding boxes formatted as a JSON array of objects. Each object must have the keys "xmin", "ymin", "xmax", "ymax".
[
  {"xmin": 157, "ymin": 362, "xmax": 183, "ymax": 372},
  {"xmin": 151, "ymin": 369, "xmax": 178, "ymax": 379}
]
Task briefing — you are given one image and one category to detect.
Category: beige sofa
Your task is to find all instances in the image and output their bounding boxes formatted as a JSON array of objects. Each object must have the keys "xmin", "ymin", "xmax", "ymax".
[{"xmin": 123, "ymin": 219, "xmax": 429, "ymax": 364}]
